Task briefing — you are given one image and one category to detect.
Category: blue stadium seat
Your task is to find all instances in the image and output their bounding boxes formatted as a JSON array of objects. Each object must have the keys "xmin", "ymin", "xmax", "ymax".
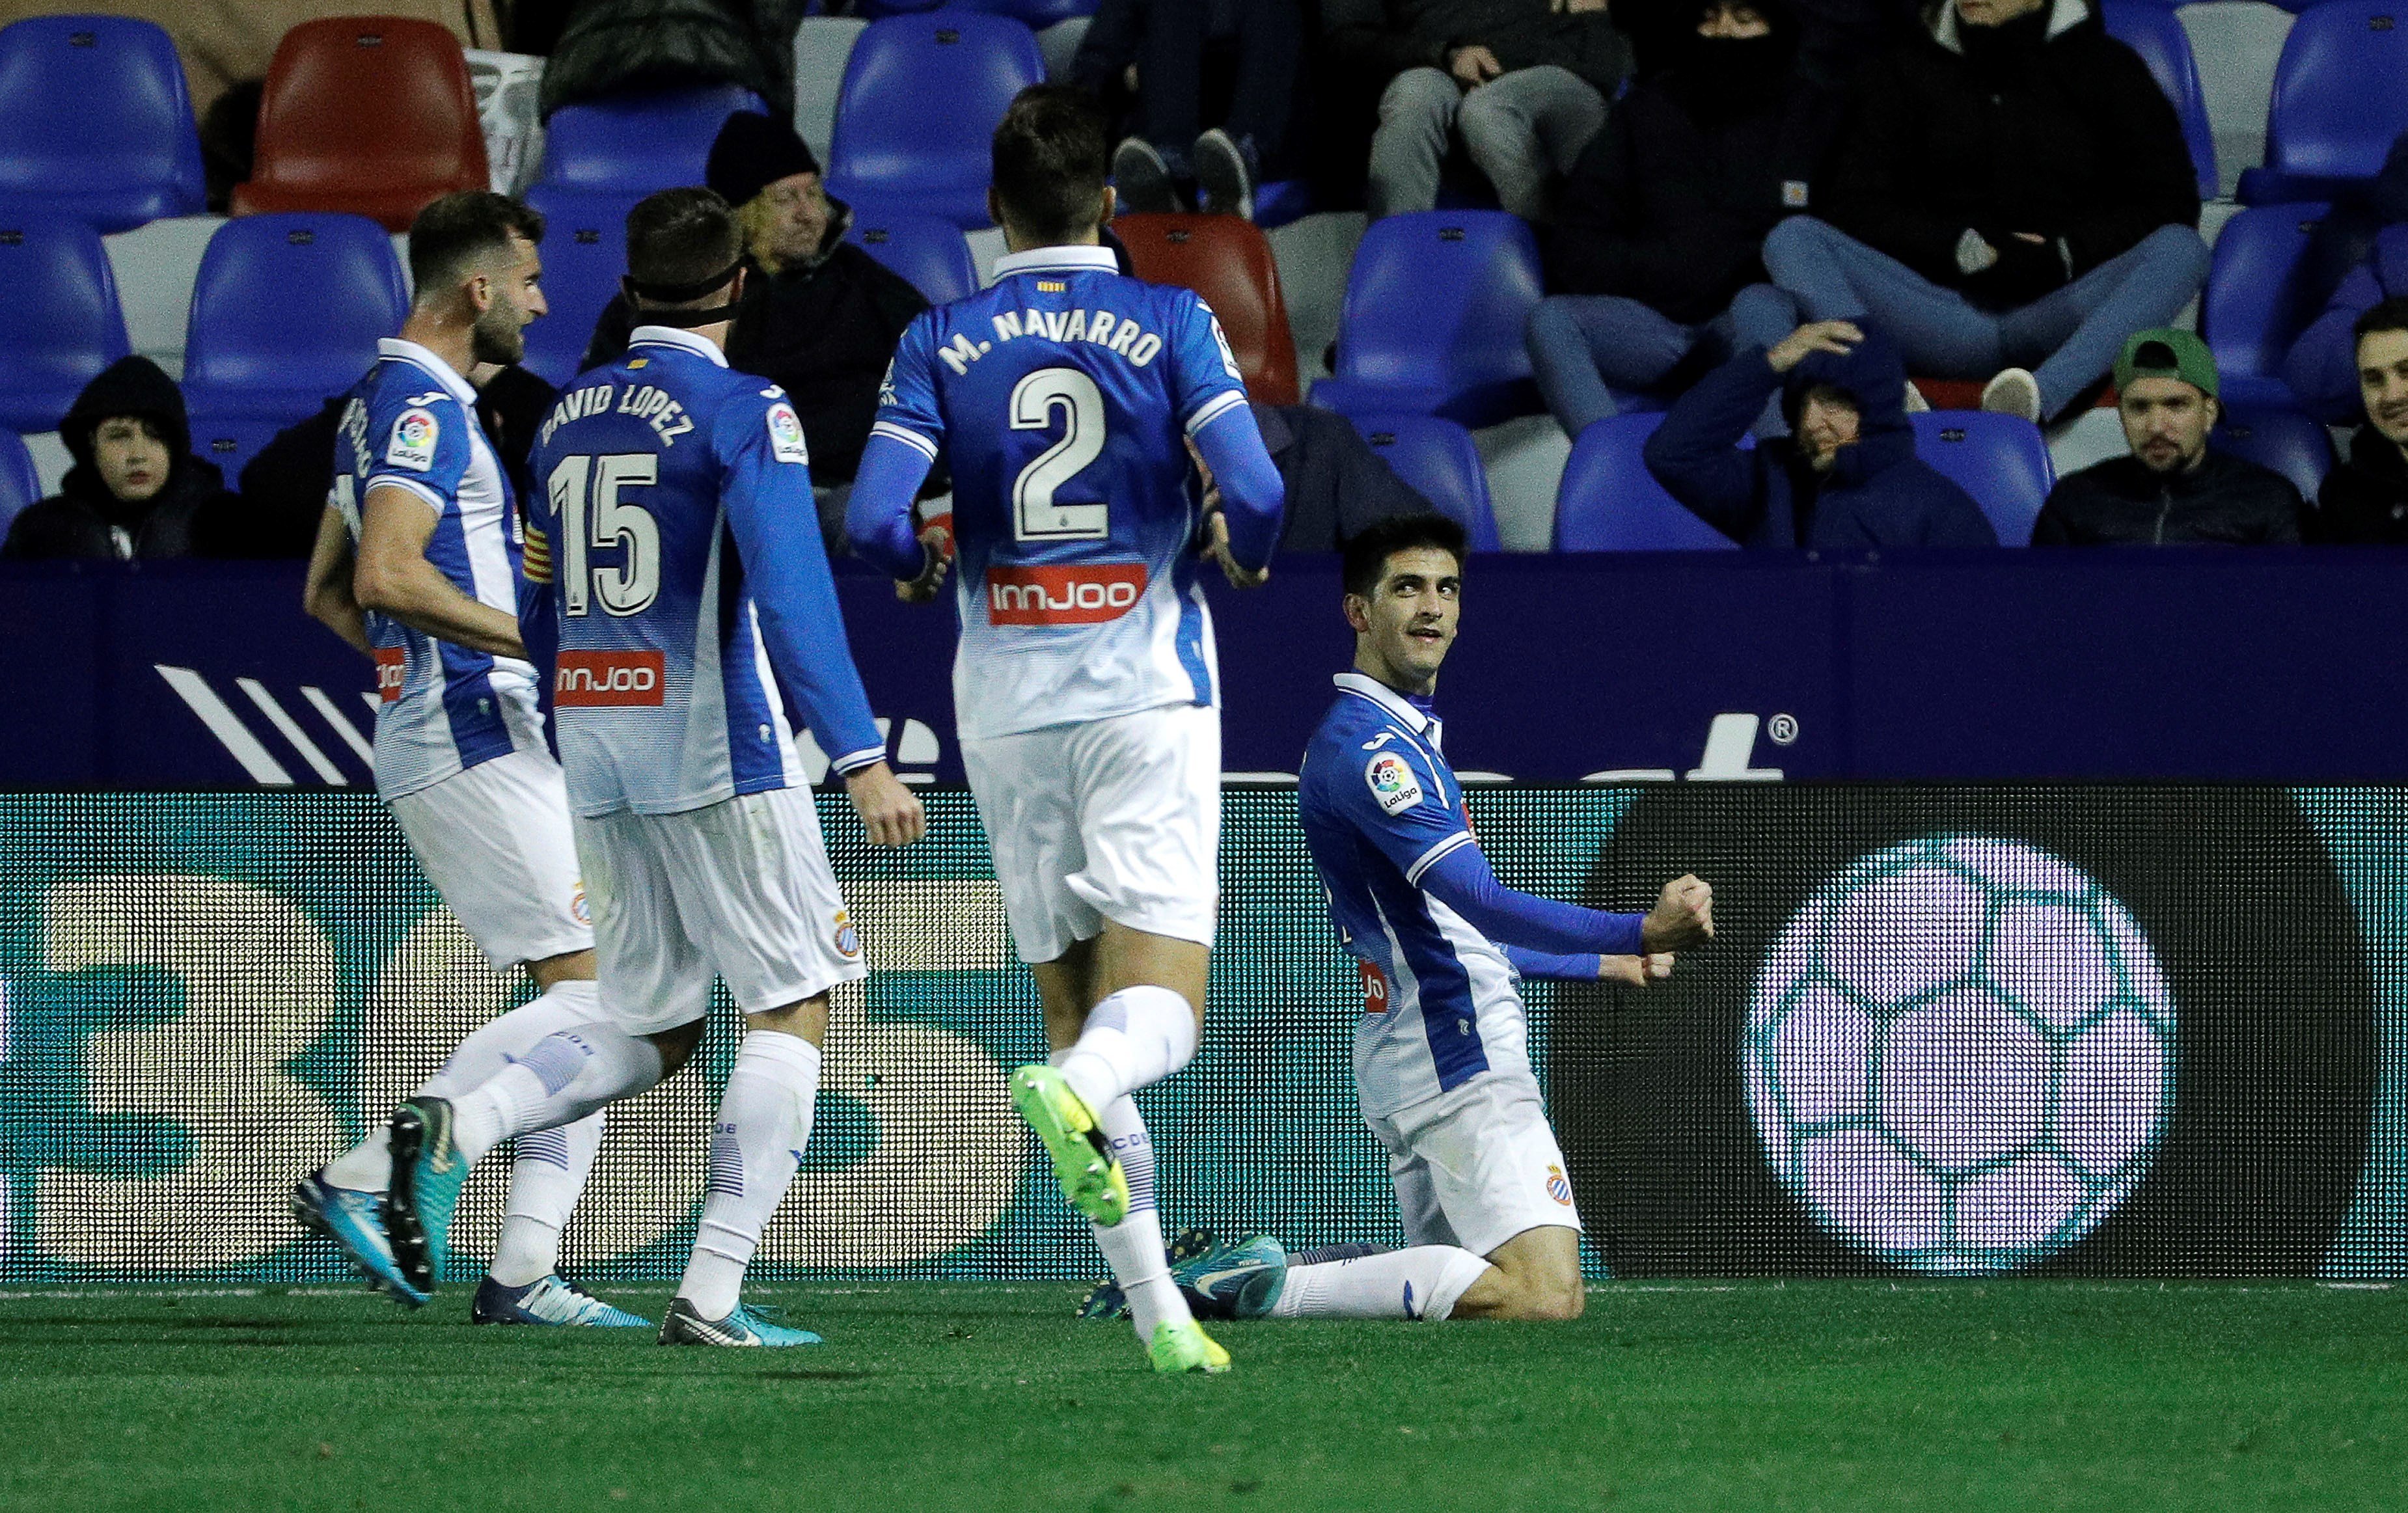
[
  {"xmin": 184, "ymin": 411, "xmax": 287, "ymax": 491},
  {"xmin": 182, "ymin": 214, "xmax": 408, "ymax": 423},
  {"xmin": 1311, "ymin": 211, "xmax": 1545, "ymax": 427},
  {"xmin": 0, "ymin": 16, "xmax": 205, "ymax": 234},
  {"xmin": 522, "ymin": 185, "xmax": 640, "ymax": 387},
  {"xmin": 0, "ymin": 217, "xmax": 131, "ymax": 432},
  {"xmin": 534, "ymin": 83, "xmax": 766, "ymax": 195},
  {"xmin": 1554, "ymin": 414, "xmax": 1739, "ymax": 551},
  {"xmin": 2213, "ymin": 405, "xmax": 2336, "ymax": 502},
  {"xmin": 845, "ymin": 204, "xmax": 979, "ymax": 305},
  {"xmin": 1910, "ymin": 411, "xmax": 2053, "ymax": 547},
  {"xmin": 2098, "ymin": 3, "xmax": 2219, "ymax": 202},
  {"xmin": 947, "ymin": 0, "xmax": 1100, "ymax": 23},
  {"xmin": 826, "ymin": 14, "xmax": 1045, "ymax": 228},
  {"xmin": 0, "ymin": 428, "xmax": 40, "ymax": 536},
  {"xmin": 2239, "ymin": 1, "xmax": 2408, "ymax": 203},
  {"xmin": 1347, "ymin": 413, "xmax": 1503, "ymax": 552},
  {"xmin": 2200, "ymin": 202, "xmax": 2328, "ymax": 411},
  {"xmin": 857, "ymin": 0, "xmax": 947, "ymax": 13}
]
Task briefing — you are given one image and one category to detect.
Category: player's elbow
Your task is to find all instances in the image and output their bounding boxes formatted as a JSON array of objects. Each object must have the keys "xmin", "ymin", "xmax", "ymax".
[{"xmin": 351, "ymin": 552, "xmax": 409, "ymax": 616}]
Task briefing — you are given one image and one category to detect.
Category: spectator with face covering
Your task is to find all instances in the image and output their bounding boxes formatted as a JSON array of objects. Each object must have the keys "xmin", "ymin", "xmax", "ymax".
[
  {"xmin": 1644, "ymin": 320, "xmax": 1997, "ymax": 546},
  {"xmin": 2, "ymin": 356, "xmax": 238, "ymax": 560},
  {"xmin": 2033, "ymin": 329, "xmax": 2301, "ymax": 545},
  {"xmin": 1526, "ymin": 0, "xmax": 1839, "ymax": 437},
  {"xmin": 583, "ymin": 111, "xmax": 930, "ymax": 516}
]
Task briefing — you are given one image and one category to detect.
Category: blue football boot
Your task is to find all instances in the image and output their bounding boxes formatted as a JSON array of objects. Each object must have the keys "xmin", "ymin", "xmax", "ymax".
[
  {"xmin": 385, "ymin": 1097, "xmax": 470, "ymax": 1298},
  {"xmin": 656, "ymin": 1298, "xmax": 823, "ymax": 1346},
  {"xmin": 290, "ymin": 1167, "xmax": 428, "ymax": 1308},
  {"xmin": 1075, "ymin": 1224, "xmax": 1219, "ymax": 1320},
  {"xmin": 472, "ymin": 1274, "xmax": 651, "ymax": 1328},
  {"xmin": 1173, "ymin": 1233, "xmax": 1290, "ymax": 1320}
]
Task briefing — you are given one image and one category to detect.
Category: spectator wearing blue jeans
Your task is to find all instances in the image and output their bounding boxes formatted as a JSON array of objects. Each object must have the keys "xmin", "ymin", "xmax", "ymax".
[
  {"xmin": 1525, "ymin": 0, "xmax": 1840, "ymax": 435},
  {"xmin": 1760, "ymin": 0, "xmax": 2206, "ymax": 423}
]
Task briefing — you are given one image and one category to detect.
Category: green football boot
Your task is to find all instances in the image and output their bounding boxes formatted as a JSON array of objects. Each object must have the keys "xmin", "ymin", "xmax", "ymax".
[
  {"xmin": 1009, "ymin": 1065, "xmax": 1129, "ymax": 1226},
  {"xmin": 1148, "ymin": 1318, "xmax": 1232, "ymax": 1374}
]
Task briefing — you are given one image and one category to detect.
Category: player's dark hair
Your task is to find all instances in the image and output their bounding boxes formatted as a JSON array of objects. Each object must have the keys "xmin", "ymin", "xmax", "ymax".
[
  {"xmin": 1342, "ymin": 514, "xmax": 1468, "ymax": 599},
  {"xmin": 2353, "ymin": 296, "xmax": 2408, "ymax": 348},
  {"xmin": 407, "ymin": 191, "xmax": 543, "ymax": 303},
  {"xmin": 991, "ymin": 85, "xmax": 1108, "ymax": 244},
  {"xmin": 624, "ymin": 187, "xmax": 745, "ymax": 307}
]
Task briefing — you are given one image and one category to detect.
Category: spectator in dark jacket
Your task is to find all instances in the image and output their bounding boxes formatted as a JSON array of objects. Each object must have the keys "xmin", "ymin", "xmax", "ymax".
[
  {"xmin": 1526, "ymin": 0, "xmax": 1837, "ymax": 437},
  {"xmin": 2312, "ymin": 297, "xmax": 2408, "ymax": 543},
  {"xmin": 538, "ymin": 0, "xmax": 798, "ymax": 120},
  {"xmin": 1645, "ymin": 320, "xmax": 1997, "ymax": 547},
  {"xmin": 2, "ymin": 356, "xmax": 237, "ymax": 561},
  {"xmin": 1257, "ymin": 403, "xmax": 1441, "ymax": 550},
  {"xmin": 2034, "ymin": 329, "xmax": 2301, "ymax": 545},
  {"xmin": 1074, "ymin": 0, "xmax": 1304, "ymax": 219},
  {"xmin": 1761, "ymin": 0, "xmax": 2208, "ymax": 424},
  {"xmin": 1365, "ymin": 0, "xmax": 1632, "ymax": 220}
]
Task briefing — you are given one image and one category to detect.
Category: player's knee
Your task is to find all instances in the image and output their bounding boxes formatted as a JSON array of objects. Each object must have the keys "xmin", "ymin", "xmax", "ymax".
[
  {"xmin": 1487, "ymin": 1260, "xmax": 1585, "ymax": 1321},
  {"xmin": 647, "ymin": 1017, "xmax": 706, "ymax": 1075}
]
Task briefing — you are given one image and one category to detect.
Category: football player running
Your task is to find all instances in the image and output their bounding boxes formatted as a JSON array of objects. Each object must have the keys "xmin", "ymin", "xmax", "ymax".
[
  {"xmin": 846, "ymin": 86, "xmax": 1285, "ymax": 1372},
  {"xmin": 295, "ymin": 190, "xmax": 643, "ymax": 1328}
]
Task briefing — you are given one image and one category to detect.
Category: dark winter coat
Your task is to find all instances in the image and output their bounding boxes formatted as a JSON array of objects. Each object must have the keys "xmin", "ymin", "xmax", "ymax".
[
  {"xmin": 1321, "ymin": 0, "xmax": 1441, "ymax": 85},
  {"xmin": 2299, "ymin": 424, "xmax": 2408, "ymax": 544},
  {"xmin": 1824, "ymin": 0, "xmax": 2198, "ymax": 303},
  {"xmin": 2032, "ymin": 450, "xmax": 2302, "ymax": 545},
  {"xmin": 540, "ymin": 0, "xmax": 799, "ymax": 119},
  {"xmin": 1, "ymin": 356, "xmax": 236, "ymax": 561},
  {"xmin": 1644, "ymin": 329, "xmax": 1999, "ymax": 547},
  {"xmin": 1260, "ymin": 403, "xmax": 1440, "ymax": 551},
  {"xmin": 1324, "ymin": 0, "xmax": 1631, "ymax": 93}
]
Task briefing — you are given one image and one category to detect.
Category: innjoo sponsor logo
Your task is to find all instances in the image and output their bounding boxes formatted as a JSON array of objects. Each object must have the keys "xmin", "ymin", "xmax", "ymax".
[
  {"xmin": 555, "ymin": 650, "xmax": 666, "ymax": 707},
  {"xmin": 985, "ymin": 562, "xmax": 1147, "ymax": 626},
  {"xmin": 373, "ymin": 647, "xmax": 406, "ymax": 702}
]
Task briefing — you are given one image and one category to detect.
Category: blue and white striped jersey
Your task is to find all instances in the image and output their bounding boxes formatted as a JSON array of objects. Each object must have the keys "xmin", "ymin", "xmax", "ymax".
[
  {"xmin": 524, "ymin": 326, "xmax": 884, "ymax": 817},
  {"xmin": 333, "ymin": 338, "xmax": 543, "ymax": 800},
  {"xmin": 870, "ymin": 243, "xmax": 1249, "ymax": 741},
  {"xmin": 1298, "ymin": 673, "xmax": 1530, "ymax": 1119}
]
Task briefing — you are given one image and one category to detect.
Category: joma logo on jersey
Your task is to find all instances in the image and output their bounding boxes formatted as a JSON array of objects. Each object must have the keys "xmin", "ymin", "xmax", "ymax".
[
  {"xmin": 555, "ymin": 650, "xmax": 666, "ymax": 706},
  {"xmin": 373, "ymin": 647, "xmax": 406, "ymax": 702},
  {"xmin": 985, "ymin": 563, "xmax": 1147, "ymax": 625}
]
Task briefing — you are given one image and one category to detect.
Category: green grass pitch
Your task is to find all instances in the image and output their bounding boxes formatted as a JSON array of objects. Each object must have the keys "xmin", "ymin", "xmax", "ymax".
[{"xmin": 0, "ymin": 1281, "xmax": 2401, "ymax": 1512}]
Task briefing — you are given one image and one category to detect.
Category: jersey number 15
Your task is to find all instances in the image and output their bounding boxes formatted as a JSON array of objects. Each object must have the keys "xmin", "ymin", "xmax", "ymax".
[{"xmin": 547, "ymin": 454, "xmax": 661, "ymax": 616}]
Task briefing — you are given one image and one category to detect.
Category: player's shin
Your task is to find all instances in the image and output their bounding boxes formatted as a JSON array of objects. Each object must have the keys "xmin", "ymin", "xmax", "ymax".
[
  {"xmin": 489, "ymin": 1112, "xmax": 605, "ymax": 1287},
  {"xmin": 676, "ymin": 1029, "xmax": 821, "ymax": 1322},
  {"xmin": 1263, "ymin": 1247, "xmax": 1492, "ymax": 1321},
  {"xmin": 1082, "ymin": 1090, "xmax": 1193, "ymax": 1343},
  {"xmin": 450, "ymin": 1023, "xmax": 666, "ymax": 1166},
  {"xmin": 1057, "ymin": 985, "xmax": 1198, "ymax": 1113}
]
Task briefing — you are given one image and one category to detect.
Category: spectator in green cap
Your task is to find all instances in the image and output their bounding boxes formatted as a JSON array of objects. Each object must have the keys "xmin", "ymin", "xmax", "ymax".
[{"xmin": 2032, "ymin": 327, "xmax": 2303, "ymax": 545}]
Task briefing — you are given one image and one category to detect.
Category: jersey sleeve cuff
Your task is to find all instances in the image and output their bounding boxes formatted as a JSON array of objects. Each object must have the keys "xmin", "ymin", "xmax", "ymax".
[
  {"xmin": 870, "ymin": 420, "xmax": 941, "ymax": 461},
  {"xmin": 1404, "ymin": 831, "xmax": 1476, "ymax": 887},
  {"xmin": 1183, "ymin": 388, "xmax": 1249, "ymax": 437},
  {"xmin": 828, "ymin": 744, "xmax": 888, "ymax": 776},
  {"xmin": 361, "ymin": 475, "xmax": 449, "ymax": 514}
]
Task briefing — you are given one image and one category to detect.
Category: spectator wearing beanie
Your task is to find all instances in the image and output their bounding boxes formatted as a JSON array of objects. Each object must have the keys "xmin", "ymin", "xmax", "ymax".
[
  {"xmin": 1761, "ymin": 0, "xmax": 2207, "ymax": 425},
  {"xmin": 582, "ymin": 112, "xmax": 930, "ymax": 514},
  {"xmin": 2312, "ymin": 297, "xmax": 2408, "ymax": 544},
  {"xmin": 3, "ymin": 356, "xmax": 238, "ymax": 560},
  {"xmin": 1526, "ymin": 0, "xmax": 1839, "ymax": 437},
  {"xmin": 2033, "ymin": 329, "xmax": 2301, "ymax": 545}
]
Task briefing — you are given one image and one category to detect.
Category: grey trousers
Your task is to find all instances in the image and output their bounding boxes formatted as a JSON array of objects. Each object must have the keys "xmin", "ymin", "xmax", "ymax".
[{"xmin": 1369, "ymin": 64, "xmax": 1608, "ymax": 222}]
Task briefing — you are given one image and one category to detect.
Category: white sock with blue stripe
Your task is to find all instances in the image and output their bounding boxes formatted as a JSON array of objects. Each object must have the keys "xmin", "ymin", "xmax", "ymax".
[
  {"xmin": 677, "ymin": 1029, "xmax": 822, "ymax": 1322},
  {"xmin": 1056, "ymin": 985, "xmax": 1197, "ymax": 1113},
  {"xmin": 489, "ymin": 1111, "xmax": 605, "ymax": 1288},
  {"xmin": 1082, "ymin": 1089, "xmax": 1192, "ymax": 1343},
  {"xmin": 1268, "ymin": 1247, "xmax": 1492, "ymax": 1321}
]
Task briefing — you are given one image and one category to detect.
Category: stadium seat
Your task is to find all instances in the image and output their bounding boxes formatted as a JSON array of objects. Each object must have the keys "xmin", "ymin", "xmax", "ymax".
[
  {"xmin": 2098, "ymin": 3, "xmax": 2219, "ymax": 201},
  {"xmin": 2238, "ymin": 0, "xmax": 2408, "ymax": 203},
  {"xmin": 0, "ymin": 16, "xmax": 205, "ymax": 234},
  {"xmin": 521, "ymin": 185, "xmax": 639, "ymax": 386},
  {"xmin": 2213, "ymin": 405, "xmax": 2336, "ymax": 502},
  {"xmin": 826, "ymin": 14, "xmax": 1045, "ymax": 228},
  {"xmin": 949, "ymin": 0, "xmax": 1100, "ymax": 23},
  {"xmin": 230, "ymin": 18, "xmax": 489, "ymax": 232},
  {"xmin": 184, "ymin": 412, "xmax": 288, "ymax": 491},
  {"xmin": 2200, "ymin": 201, "xmax": 2328, "ymax": 410},
  {"xmin": 845, "ymin": 204, "xmax": 979, "ymax": 305},
  {"xmin": 857, "ymin": 0, "xmax": 947, "ymax": 12},
  {"xmin": 0, "ymin": 217, "xmax": 131, "ymax": 433},
  {"xmin": 1311, "ymin": 211, "xmax": 1545, "ymax": 427},
  {"xmin": 1554, "ymin": 414, "xmax": 1739, "ymax": 551},
  {"xmin": 534, "ymin": 82, "xmax": 765, "ymax": 196},
  {"xmin": 0, "ymin": 428, "xmax": 40, "ymax": 536},
  {"xmin": 1348, "ymin": 413, "xmax": 1503, "ymax": 552},
  {"xmin": 793, "ymin": 16, "xmax": 868, "ymax": 166},
  {"xmin": 1114, "ymin": 213, "xmax": 1300, "ymax": 406},
  {"xmin": 1909, "ymin": 411, "xmax": 2053, "ymax": 547},
  {"xmin": 182, "ymin": 214, "xmax": 408, "ymax": 424}
]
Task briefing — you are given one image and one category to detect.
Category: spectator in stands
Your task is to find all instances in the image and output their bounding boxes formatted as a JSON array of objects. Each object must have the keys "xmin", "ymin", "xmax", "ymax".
[
  {"xmin": 2033, "ymin": 329, "xmax": 2300, "ymax": 545},
  {"xmin": 1073, "ymin": 0, "xmax": 1304, "ymax": 219},
  {"xmin": 1358, "ymin": 0, "xmax": 1632, "ymax": 221},
  {"xmin": 1, "ymin": 357, "xmax": 237, "ymax": 561},
  {"xmin": 1252, "ymin": 403, "xmax": 1441, "ymax": 550},
  {"xmin": 2310, "ymin": 299, "xmax": 2408, "ymax": 544},
  {"xmin": 1760, "ymin": 0, "xmax": 2206, "ymax": 424},
  {"xmin": 582, "ymin": 112, "xmax": 929, "ymax": 536},
  {"xmin": 2282, "ymin": 139, "xmax": 2408, "ymax": 426},
  {"xmin": 538, "ymin": 0, "xmax": 798, "ymax": 120},
  {"xmin": 1645, "ymin": 320, "xmax": 1995, "ymax": 546},
  {"xmin": 1525, "ymin": 0, "xmax": 1835, "ymax": 437}
]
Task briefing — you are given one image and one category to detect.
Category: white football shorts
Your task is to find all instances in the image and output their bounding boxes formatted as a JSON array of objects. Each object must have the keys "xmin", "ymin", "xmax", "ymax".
[
  {"xmin": 573, "ymin": 785, "xmax": 866, "ymax": 1034},
  {"xmin": 959, "ymin": 702, "xmax": 1220, "ymax": 964},
  {"xmin": 387, "ymin": 746, "xmax": 594, "ymax": 971},
  {"xmin": 1367, "ymin": 1071, "xmax": 1585, "ymax": 1259}
]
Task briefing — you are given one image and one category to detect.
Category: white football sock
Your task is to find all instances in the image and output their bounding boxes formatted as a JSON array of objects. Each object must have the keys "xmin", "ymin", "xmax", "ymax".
[
  {"xmin": 324, "ymin": 979, "xmax": 605, "ymax": 1193},
  {"xmin": 450, "ymin": 1021, "xmax": 665, "ymax": 1168},
  {"xmin": 1268, "ymin": 1246, "xmax": 1493, "ymax": 1321},
  {"xmin": 1057, "ymin": 985, "xmax": 1198, "ymax": 1114},
  {"xmin": 1080, "ymin": 1084, "xmax": 1192, "ymax": 1343},
  {"xmin": 677, "ymin": 1030, "xmax": 822, "ymax": 1322},
  {"xmin": 488, "ymin": 1111, "xmax": 605, "ymax": 1287}
]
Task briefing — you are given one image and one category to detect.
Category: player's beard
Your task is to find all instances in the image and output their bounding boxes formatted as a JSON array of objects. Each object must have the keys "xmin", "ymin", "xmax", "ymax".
[{"xmin": 471, "ymin": 296, "xmax": 527, "ymax": 366}]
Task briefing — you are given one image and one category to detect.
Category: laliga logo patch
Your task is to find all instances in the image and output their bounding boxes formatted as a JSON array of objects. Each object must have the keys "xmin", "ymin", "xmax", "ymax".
[
  {"xmin": 832, "ymin": 909, "xmax": 861, "ymax": 959},
  {"xmin": 767, "ymin": 402, "xmax": 810, "ymax": 465},
  {"xmin": 1365, "ymin": 751, "xmax": 1422, "ymax": 815},
  {"xmin": 570, "ymin": 882, "xmax": 592, "ymax": 925},
  {"xmin": 386, "ymin": 407, "xmax": 439, "ymax": 472},
  {"xmin": 1546, "ymin": 1164, "xmax": 1572, "ymax": 1206}
]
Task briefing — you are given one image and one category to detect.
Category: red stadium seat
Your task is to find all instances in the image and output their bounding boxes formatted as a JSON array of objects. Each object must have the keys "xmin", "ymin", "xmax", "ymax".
[
  {"xmin": 230, "ymin": 18, "xmax": 488, "ymax": 232},
  {"xmin": 1114, "ymin": 213, "xmax": 1300, "ymax": 407}
]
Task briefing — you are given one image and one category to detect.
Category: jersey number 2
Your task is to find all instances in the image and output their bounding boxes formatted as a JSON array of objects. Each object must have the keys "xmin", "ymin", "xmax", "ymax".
[
  {"xmin": 1010, "ymin": 368, "xmax": 1107, "ymax": 541},
  {"xmin": 547, "ymin": 454, "xmax": 661, "ymax": 616}
]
